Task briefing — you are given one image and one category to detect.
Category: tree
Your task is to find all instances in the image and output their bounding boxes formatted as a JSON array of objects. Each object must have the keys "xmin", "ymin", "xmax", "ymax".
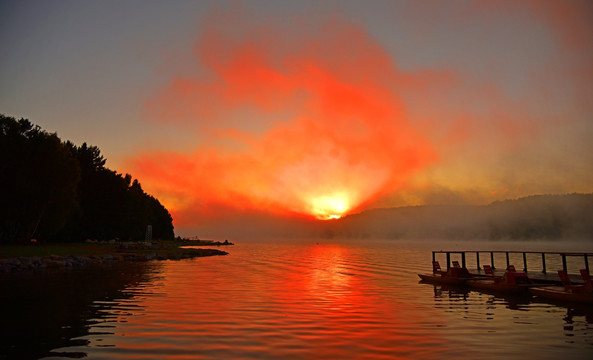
[
  {"xmin": 0, "ymin": 115, "xmax": 79, "ymax": 243},
  {"xmin": 1, "ymin": 114, "xmax": 175, "ymax": 243},
  {"xmin": 66, "ymin": 143, "xmax": 175, "ymax": 241}
]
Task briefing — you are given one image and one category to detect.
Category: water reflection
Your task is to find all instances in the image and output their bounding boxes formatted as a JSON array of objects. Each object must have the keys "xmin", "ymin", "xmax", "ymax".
[
  {"xmin": 531, "ymin": 297, "xmax": 593, "ymax": 324},
  {"xmin": 2, "ymin": 241, "xmax": 593, "ymax": 359},
  {"xmin": 61, "ymin": 243, "xmax": 460, "ymax": 359},
  {"xmin": 0, "ymin": 262, "xmax": 161, "ymax": 359},
  {"xmin": 425, "ymin": 280, "xmax": 593, "ymax": 322},
  {"xmin": 421, "ymin": 280, "xmax": 593, "ymax": 351},
  {"xmin": 426, "ymin": 282, "xmax": 470, "ymax": 299}
]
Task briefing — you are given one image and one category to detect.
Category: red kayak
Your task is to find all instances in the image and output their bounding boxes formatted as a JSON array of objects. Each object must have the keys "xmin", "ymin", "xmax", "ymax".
[
  {"xmin": 418, "ymin": 261, "xmax": 472, "ymax": 285},
  {"xmin": 529, "ymin": 286, "xmax": 593, "ymax": 304},
  {"xmin": 529, "ymin": 269, "xmax": 593, "ymax": 304},
  {"xmin": 467, "ymin": 267, "xmax": 533, "ymax": 293}
]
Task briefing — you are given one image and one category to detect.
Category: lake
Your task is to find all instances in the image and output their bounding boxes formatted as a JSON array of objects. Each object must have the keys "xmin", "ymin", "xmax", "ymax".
[{"xmin": 1, "ymin": 239, "xmax": 592, "ymax": 359}]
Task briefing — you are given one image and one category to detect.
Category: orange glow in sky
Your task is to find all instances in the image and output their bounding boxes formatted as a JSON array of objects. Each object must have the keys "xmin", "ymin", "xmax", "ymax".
[
  {"xmin": 130, "ymin": 17, "xmax": 438, "ymax": 226},
  {"xmin": 2, "ymin": 1, "xmax": 592, "ymax": 235}
]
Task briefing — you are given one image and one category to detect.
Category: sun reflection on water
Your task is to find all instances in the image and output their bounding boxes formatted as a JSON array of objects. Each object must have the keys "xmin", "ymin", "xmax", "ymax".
[{"xmin": 42, "ymin": 241, "xmax": 593, "ymax": 359}]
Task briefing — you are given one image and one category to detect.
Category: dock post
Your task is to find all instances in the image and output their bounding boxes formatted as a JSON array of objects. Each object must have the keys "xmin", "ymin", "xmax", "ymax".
[
  {"xmin": 523, "ymin": 252, "xmax": 527, "ymax": 272},
  {"xmin": 446, "ymin": 252, "xmax": 451, "ymax": 270},
  {"xmin": 542, "ymin": 253, "xmax": 546, "ymax": 274},
  {"xmin": 585, "ymin": 255, "xmax": 590, "ymax": 274},
  {"xmin": 491, "ymin": 252, "xmax": 495, "ymax": 270},
  {"xmin": 561, "ymin": 254, "xmax": 567, "ymax": 272},
  {"xmin": 462, "ymin": 252, "xmax": 466, "ymax": 269},
  {"xmin": 432, "ymin": 251, "xmax": 435, "ymax": 265},
  {"xmin": 476, "ymin": 252, "xmax": 480, "ymax": 270},
  {"xmin": 506, "ymin": 252, "xmax": 510, "ymax": 268}
]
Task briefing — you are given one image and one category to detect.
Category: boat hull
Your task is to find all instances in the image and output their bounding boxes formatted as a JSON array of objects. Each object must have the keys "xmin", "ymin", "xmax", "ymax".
[
  {"xmin": 418, "ymin": 273, "xmax": 470, "ymax": 285},
  {"xmin": 467, "ymin": 279, "xmax": 532, "ymax": 293},
  {"xmin": 530, "ymin": 286, "xmax": 593, "ymax": 304}
]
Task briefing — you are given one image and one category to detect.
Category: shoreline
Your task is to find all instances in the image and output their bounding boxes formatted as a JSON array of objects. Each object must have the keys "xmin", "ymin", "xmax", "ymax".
[
  {"xmin": 0, "ymin": 240, "xmax": 229, "ymax": 273},
  {"xmin": 183, "ymin": 238, "xmax": 235, "ymax": 246}
]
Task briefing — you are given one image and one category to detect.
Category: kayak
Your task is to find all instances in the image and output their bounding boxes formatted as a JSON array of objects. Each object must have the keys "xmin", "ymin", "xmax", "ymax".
[
  {"xmin": 418, "ymin": 272, "xmax": 471, "ymax": 285},
  {"xmin": 529, "ymin": 269, "xmax": 593, "ymax": 304},
  {"xmin": 418, "ymin": 263, "xmax": 472, "ymax": 285},
  {"xmin": 467, "ymin": 270, "xmax": 533, "ymax": 293},
  {"xmin": 529, "ymin": 286, "xmax": 593, "ymax": 304}
]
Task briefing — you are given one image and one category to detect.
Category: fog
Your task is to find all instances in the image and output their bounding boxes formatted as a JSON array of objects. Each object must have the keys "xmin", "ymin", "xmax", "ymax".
[{"xmin": 183, "ymin": 194, "xmax": 593, "ymax": 244}]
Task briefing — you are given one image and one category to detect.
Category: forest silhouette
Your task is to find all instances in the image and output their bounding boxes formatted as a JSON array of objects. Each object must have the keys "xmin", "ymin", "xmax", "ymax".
[{"xmin": 0, "ymin": 114, "xmax": 174, "ymax": 244}]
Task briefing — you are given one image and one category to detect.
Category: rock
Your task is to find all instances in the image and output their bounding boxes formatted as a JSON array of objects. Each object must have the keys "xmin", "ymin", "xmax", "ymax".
[
  {"xmin": 0, "ymin": 258, "xmax": 21, "ymax": 272},
  {"xmin": 144, "ymin": 253, "xmax": 156, "ymax": 260},
  {"xmin": 44, "ymin": 259, "xmax": 66, "ymax": 268},
  {"xmin": 3, "ymin": 258, "xmax": 21, "ymax": 267},
  {"xmin": 18, "ymin": 257, "xmax": 35, "ymax": 270},
  {"xmin": 78, "ymin": 256, "xmax": 93, "ymax": 265},
  {"xmin": 0, "ymin": 242, "xmax": 229, "ymax": 274},
  {"xmin": 102, "ymin": 254, "xmax": 115, "ymax": 262}
]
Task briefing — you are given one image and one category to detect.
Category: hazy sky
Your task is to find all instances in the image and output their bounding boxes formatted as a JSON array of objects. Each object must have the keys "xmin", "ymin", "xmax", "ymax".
[{"xmin": 1, "ymin": 0, "xmax": 592, "ymax": 234}]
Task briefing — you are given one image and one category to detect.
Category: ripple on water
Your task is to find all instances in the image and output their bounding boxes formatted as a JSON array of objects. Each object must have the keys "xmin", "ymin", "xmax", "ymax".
[{"xmin": 14, "ymin": 240, "xmax": 591, "ymax": 359}]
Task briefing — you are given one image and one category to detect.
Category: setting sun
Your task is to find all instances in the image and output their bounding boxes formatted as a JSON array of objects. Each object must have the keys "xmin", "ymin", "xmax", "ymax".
[{"xmin": 310, "ymin": 195, "xmax": 349, "ymax": 220}]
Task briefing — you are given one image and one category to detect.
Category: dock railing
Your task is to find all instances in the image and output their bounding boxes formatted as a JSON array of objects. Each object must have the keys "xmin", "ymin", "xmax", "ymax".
[{"xmin": 432, "ymin": 250, "xmax": 592, "ymax": 274}]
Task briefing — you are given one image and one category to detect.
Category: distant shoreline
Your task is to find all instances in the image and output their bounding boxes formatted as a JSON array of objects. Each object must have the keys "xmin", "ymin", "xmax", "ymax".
[{"xmin": 182, "ymin": 238, "xmax": 235, "ymax": 246}]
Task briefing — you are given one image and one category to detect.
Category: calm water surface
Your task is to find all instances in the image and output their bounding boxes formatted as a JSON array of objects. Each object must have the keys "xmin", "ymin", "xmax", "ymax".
[{"xmin": 1, "ymin": 239, "xmax": 592, "ymax": 359}]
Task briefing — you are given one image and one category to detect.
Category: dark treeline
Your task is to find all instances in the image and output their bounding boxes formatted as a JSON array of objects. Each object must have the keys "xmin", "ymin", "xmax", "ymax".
[{"xmin": 0, "ymin": 114, "xmax": 174, "ymax": 244}]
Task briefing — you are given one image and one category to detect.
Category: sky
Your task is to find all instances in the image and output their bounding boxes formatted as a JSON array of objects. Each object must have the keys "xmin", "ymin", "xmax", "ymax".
[{"xmin": 1, "ymin": 0, "xmax": 592, "ymax": 236}]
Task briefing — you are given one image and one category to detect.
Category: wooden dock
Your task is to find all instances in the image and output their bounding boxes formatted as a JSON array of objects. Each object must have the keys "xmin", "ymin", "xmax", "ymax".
[{"xmin": 432, "ymin": 250, "xmax": 593, "ymax": 284}]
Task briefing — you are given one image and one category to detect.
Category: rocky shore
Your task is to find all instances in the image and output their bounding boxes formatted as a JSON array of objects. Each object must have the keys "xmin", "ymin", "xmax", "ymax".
[{"xmin": 0, "ymin": 246, "xmax": 228, "ymax": 273}]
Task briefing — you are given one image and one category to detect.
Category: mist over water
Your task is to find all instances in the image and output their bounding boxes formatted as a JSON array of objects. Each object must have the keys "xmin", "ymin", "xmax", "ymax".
[
  {"xmin": 2, "ymin": 238, "xmax": 591, "ymax": 359},
  {"xmin": 180, "ymin": 194, "xmax": 593, "ymax": 242}
]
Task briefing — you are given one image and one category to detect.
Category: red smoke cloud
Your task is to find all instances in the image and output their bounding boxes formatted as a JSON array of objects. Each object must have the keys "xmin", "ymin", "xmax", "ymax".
[{"xmin": 132, "ymin": 16, "xmax": 438, "ymax": 227}]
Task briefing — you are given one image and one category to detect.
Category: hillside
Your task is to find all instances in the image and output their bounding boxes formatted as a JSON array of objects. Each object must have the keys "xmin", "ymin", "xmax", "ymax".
[{"xmin": 324, "ymin": 194, "xmax": 593, "ymax": 240}]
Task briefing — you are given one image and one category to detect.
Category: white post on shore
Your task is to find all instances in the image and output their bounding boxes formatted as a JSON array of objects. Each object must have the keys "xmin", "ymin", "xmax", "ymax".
[{"xmin": 145, "ymin": 225, "xmax": 152, "ymax": 242}]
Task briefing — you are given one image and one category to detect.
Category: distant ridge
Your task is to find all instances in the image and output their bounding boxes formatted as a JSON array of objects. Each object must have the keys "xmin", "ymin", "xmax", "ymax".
[{"xmin": 327, "ymin": 193, "xmax": 593, "ymax": 240}]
